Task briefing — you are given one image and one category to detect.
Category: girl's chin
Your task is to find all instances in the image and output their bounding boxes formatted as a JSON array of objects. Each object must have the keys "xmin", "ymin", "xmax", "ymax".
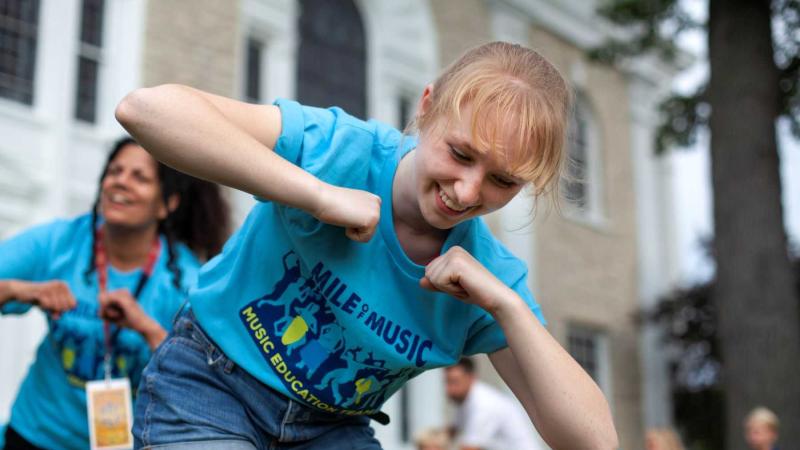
[{"xmin": 421, "ymin": 205, "xmax": 462, "ymax": 231}]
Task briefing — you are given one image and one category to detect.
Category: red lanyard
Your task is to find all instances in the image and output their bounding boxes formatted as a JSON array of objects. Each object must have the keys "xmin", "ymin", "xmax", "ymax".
[{"xmin": 95, "ymin": 226, "xmax": 161, "ymax": 379}]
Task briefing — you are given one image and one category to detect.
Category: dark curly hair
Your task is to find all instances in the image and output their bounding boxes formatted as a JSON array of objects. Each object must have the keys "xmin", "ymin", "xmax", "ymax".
[{"xmin": 83, "ymin": 137, "xmax": 230, "ymax": 289}]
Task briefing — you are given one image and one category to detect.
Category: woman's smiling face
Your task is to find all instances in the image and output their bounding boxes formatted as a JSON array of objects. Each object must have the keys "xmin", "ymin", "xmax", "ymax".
[{"xmin": 100, "ymin": 143, "xmax": 168, "ymax": 230}]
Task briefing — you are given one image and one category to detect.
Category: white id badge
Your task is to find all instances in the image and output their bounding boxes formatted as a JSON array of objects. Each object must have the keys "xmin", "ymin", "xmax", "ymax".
[{"xmin": 85, "ymin": 378, "xmax": 134, "ymax": 450}]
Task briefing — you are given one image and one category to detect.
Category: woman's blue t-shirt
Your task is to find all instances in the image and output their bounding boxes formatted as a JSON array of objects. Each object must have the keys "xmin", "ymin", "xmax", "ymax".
[
  {"xmin": 190, "ymin": 99, "xmax": 545, "ymax": 417},
  {"xmin": 0, "ymin": 214, "xmax": 199, "ymax": 450}
]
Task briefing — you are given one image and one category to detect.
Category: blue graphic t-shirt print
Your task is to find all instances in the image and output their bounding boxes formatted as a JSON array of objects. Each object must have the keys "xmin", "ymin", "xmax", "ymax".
[
  {"xmin": 240, "ymin": 251, "xmax": 423, "ymax": 415},
  {"xmin": 184, "ymin": 100, "xmax": 544, "ymax": 420},
  {"xmin": 49, "ymin": 301, "xmax": 145, "ymax": 387}
]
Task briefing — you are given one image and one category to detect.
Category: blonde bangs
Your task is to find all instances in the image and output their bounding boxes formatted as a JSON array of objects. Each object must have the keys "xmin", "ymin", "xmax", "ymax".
[
  {"xmin": 471, "ymin": 82, "xmax": 565, "ymax": 196},
  {"xmin": 416, "ymin": 42, "xmax": 571, "ymax": 199}
]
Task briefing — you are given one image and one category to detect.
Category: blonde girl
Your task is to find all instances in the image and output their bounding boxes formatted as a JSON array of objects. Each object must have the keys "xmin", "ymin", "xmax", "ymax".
[{"xmin": 116, "ymin": 41, "xmax": 617, "ymax": 450}]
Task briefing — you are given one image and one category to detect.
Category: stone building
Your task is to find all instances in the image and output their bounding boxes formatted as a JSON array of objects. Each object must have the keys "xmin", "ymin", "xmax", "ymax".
[{"xmin": 0, "ymin": 1, "xmax": 680, "ymax": 448}]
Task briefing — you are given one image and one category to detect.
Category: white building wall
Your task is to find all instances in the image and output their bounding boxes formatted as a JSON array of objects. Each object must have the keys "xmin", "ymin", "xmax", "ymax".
[
  {"xmin": 0, "ymin": 0, "xmax": 145, "ymax": 427},
  {"xmin": 627, "ymin": 60, "xmax": 682, "ymax": 427}
]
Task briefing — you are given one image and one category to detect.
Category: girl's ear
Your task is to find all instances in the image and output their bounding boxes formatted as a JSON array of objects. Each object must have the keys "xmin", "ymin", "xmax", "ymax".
[{"xmin": 417, "ymin": 84, "xmax": 434, "ymax": 118}]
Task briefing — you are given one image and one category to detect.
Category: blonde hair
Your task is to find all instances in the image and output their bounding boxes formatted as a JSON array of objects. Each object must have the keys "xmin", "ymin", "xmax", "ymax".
[
  {"xmin": 745, "ymin": 406, "xmax": 780, "ymax": 432},
  {"xmin": 646, "ymin": 427, "xmax": 685, "ymax": 450},
  {"xmin": 414, "ymin": 427, "xmax": 450, "ymax": 449},
  {"xmin": 415, "ymin": 41, "xmax": 571, "ymax": 199}
]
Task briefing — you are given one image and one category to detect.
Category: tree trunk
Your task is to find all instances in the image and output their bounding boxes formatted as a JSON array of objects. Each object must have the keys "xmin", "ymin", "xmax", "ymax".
[{"xmin": 708, "ymin": 0, "xmax": 800, "ymax": 448}]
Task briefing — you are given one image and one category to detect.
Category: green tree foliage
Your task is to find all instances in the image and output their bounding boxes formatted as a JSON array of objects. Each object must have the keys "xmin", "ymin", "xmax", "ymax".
[
  {"xmin": 649, "ymin": 280, "xmax": 724, "ymax": 449},
  {"xmin": 592, "ymin": 0, "xmax": 799, "ymax": 153}
]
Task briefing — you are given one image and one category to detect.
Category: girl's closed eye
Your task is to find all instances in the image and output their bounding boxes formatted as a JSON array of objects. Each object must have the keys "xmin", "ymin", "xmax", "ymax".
[
  {"xmin": 449, "ymin": 145, "xmax": 471, "ymax": 162},
  {"xmin": 492, "ymin": 175, "xmax": 516, "ymax": 188}
]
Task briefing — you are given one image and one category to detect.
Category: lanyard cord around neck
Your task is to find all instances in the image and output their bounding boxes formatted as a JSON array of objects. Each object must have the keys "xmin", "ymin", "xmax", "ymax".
[{"xmin": 95, "ymin": 225, "xmax": 161, "ymax": 380}]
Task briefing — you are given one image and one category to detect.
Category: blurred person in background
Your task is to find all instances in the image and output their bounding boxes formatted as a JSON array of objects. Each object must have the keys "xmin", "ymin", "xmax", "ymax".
[
  {"xmin": 445, "ymin": 357, "xmax": 544, "ymax": 450},
  {"xmin": 744, "ymin": 406, "xmax": 780, "ymax": 450},
  {"xmin": 645, "ymin": 427, "xmax": 685, "ymax": 450},
  {"xmin": 0, "ymin": 137, "xmax": 229, "ymax": 450},
  {"xmin": 415, "ymin": 427, "xmax": 450, "ymax": 450}
]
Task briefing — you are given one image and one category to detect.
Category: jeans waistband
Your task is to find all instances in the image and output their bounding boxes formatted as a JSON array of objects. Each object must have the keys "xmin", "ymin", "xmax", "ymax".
[{"xmin": 174, "ymin": 309, "xmax": 390, "ymax": 426}]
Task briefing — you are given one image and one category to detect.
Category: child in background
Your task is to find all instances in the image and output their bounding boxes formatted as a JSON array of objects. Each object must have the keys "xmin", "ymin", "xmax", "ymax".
[{"xmin": 744, "ymin": 407, "xmax": 780, "ymax": 450}]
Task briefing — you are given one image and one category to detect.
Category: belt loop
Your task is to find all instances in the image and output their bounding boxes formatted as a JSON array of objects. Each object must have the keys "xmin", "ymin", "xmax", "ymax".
[
  {"xmin": 223, "ymin": 358, "xmax": 235, "ymax": 374},
  {"xmin": 368, "ymin": 411, "xmax": 391, "ymax": 425},
  {"xmin": 279, "ymin": 400, "xmax": 294, "ymax": 440}
]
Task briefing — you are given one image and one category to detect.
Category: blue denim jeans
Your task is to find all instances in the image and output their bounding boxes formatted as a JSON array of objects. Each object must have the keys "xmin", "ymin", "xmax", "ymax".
[{"xmin": 133, "ymin": 311, "xmax": 382, "ymax": 449}]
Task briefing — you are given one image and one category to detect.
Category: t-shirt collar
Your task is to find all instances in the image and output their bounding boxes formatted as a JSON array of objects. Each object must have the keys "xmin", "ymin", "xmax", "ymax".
[{"xmin": 378, "ymin": 137, "xmax": 471, "ymax": 279}]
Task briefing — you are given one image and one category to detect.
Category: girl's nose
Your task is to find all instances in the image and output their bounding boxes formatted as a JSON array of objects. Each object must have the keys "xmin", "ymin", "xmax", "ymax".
[{"xmin": 454, "ymin": 173, "xmax": 482, "ymax": 207}]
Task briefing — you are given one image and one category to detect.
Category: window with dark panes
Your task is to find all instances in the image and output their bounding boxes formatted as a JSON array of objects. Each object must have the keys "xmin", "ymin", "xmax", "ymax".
[
  {"xmin": 245, "ymin": 37, "xmax": 264, "ymax": 103},
  {"xmin": 568, "ymin": 327, "xmax": 599, "ymax": 382},
  {"xmin": 296, "ymin": 0, "xmax": 366, "ymax": 118},
  {"xmin": 564, "ymin": 97, "xmax": 589, "ymax": 209},
  {"xmin": 74, "ymin": 0, "xmax": 105, "ymax": 123},
  {"xmin": 0, "ymin": 0, "xmax": 40, "ymax": 105}
]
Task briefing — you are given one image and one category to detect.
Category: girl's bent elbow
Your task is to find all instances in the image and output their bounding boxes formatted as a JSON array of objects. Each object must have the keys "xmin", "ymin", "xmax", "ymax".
[
  {"xmin": 115, "ymin": 84, "xmax": 182, "ymax": 129},
  {"xmin": 595, "ymin": 428, "xmax": 619, "ymax": 450},
  {"xmin": 115, "ymin": 88, "xmax": 150, "ymax": 129}
]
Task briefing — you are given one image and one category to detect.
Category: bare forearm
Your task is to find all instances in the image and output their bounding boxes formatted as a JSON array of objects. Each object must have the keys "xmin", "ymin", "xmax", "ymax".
[
  {"xmin": 138, "ymin": 318, "xmax": 168, "ymax": 351},
  {"xmin": 115, "ymin": 85, "xmax": 324, "ymax": 214},
  {"xmin": 0, "ymin": 280, "xmax": 19, "ymax": 306},
  {"xmin": 491, "ymin": 297, "xmax": 617, "ymax": 449}
]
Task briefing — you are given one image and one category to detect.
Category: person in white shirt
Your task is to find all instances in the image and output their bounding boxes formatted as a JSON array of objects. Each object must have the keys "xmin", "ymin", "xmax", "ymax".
[{"xmin": 446, "ymin": 357, "xmax": 546, "ymax": 450}]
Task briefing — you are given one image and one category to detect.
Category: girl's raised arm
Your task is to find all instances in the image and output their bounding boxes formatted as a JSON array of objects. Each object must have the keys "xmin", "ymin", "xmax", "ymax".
[
  {"xmin": 115, "ymin": 85, "xmax": 320, "ymax": 210},
  {"xmin": 116, "ymin": 85, "xmax": 380, "ymax": 242},
  {"xmin": 421, "ymin": 247, "xmax": 618, "ymax": 449},
  {"xmin": 489, "ymin": 311, "xmax": 618, "ymax": 450}
]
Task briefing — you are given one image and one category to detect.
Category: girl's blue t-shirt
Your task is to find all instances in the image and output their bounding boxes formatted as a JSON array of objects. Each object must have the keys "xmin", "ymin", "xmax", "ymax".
[
  {"xmin": 0, "ymin": 214, "xmax": 199, "ymax": 450},
  {"xmin": 190, "ymin": 99, "xmax": 545, "ymax": 417}
]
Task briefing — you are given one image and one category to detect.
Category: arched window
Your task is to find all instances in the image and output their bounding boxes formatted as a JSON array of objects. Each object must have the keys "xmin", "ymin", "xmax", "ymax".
[
  {"xmin": 564, "ymin": 92, "xmax": 603, "ymax": 221},
  {"xmin": 296, "ymin": 0, "xmax": 366, "ymax": 118}
]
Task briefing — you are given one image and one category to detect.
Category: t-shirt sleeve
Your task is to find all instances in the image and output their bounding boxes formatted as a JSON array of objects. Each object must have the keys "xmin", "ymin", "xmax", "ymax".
[
  {"xmin": 265, "ymin": 99, "xmax": 378, "ymax": 235},
  {"xmin": 271, "ymin": 98, "xmax": 375, "ymax": 189},
  {"xmin": 0, "ymin": 222, "xmax": 55, "ymax": 314},
  {"xmin": 462, "ymin": 272, "xmax": 546, "ymax": 355}
]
